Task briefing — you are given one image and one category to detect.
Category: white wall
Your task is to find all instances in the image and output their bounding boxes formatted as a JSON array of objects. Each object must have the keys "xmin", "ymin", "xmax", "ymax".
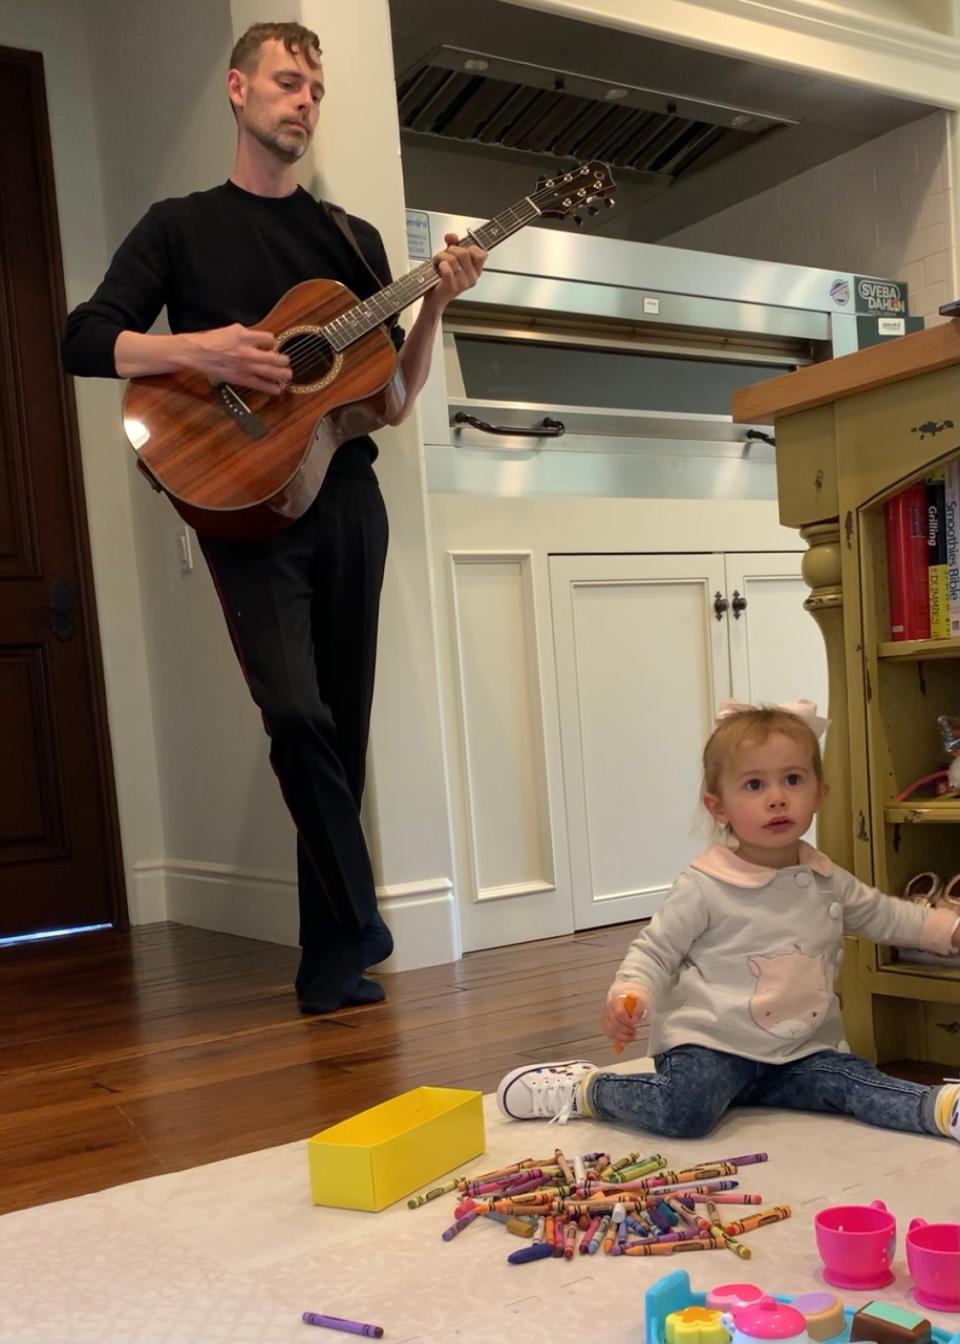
[
  {"xmin": 63, "ymin": 0, "xmax": 460, "ymax": 968},
  {"xmin": 0, "ymin": 0, "xmax": 166, "ymax": 921},
  {"xmin": 77, "ymin": 0, "xmax": 290, "ymax": 926},
  {"xmin": 509, "ymin": 0, "xmax": 960, "ymax": 105},
  {"xmin": 663, "ymin": 112, "xmax": 958, "ymax": 322},
  {"xmin": 15, "ymin": 0, "xmax": 960, "ymax": 964}
]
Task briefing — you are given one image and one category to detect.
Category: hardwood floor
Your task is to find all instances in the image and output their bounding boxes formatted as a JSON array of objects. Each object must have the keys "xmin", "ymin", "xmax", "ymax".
[
  {"xmin": 0, "ymin": 921, "xmax": 646, "ymax": 1214},
  {"xmin": 0, "ymin": 922, "xmax": 941, "ymax": 1216}
]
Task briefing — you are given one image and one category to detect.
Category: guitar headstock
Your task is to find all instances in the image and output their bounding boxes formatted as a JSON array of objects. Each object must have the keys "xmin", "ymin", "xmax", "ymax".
[{"xmin": 533, "ymin": 161, "xmax": 616, "ymax": 226}]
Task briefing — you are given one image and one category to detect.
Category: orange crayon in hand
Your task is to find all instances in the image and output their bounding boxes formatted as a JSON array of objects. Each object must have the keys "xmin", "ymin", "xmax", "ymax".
[{"xmin": 613, "ymin": 993, "xmax": 639, "ymax": 1054}]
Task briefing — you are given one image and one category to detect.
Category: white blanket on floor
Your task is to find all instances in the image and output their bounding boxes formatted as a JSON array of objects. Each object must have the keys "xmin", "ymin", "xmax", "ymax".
[{"xmin": 1, "ymin": 1060, "xmax": 955, "ymax": 1344}]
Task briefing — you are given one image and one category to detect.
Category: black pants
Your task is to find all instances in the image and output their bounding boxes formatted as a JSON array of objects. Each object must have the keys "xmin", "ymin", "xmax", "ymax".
[{"xmin": 199, "ymin": 472, "xmax": 388, "ymax": 954}]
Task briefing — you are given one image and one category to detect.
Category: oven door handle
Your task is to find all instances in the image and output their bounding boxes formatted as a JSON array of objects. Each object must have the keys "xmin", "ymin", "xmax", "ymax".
[{"xmin": 452, "ymin": 412, "xmax": 566, "ymax": 438}]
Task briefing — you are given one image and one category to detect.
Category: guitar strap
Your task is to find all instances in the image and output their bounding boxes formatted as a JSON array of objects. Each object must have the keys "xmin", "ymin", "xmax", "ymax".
[{"xmin": 319, "ymin": 198, "xmax": 402, "ymax": 340}]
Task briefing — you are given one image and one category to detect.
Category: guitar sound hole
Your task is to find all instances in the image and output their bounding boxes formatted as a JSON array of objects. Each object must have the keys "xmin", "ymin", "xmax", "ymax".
[{"xmin": 277, "ymin": 330, "xmax": 337, "ymax": 389}]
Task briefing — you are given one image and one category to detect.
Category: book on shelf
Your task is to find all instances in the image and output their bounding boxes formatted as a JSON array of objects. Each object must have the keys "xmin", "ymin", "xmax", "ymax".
[
  {"xmin": 944, "ymin": 458, "xmax": 960, "ymax": 637},
  {"xmin": 885, "ymin": 483, "xmax": 930, "ymax": 641},
  {"xmin": 926, "ymin": 473, "xmax": 950, "ymax": 638}
]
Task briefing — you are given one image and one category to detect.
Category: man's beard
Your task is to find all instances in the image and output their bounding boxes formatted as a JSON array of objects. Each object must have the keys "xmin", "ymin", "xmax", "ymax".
[{"xmin": 250, "ymin": 119, "xmax": 309, "ymax": 164}]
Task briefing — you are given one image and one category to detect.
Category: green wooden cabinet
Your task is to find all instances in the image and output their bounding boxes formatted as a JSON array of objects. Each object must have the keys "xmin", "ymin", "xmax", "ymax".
[{"xmin": 734, "ymin": 323, "xmax": 960, "ymax": 1067}]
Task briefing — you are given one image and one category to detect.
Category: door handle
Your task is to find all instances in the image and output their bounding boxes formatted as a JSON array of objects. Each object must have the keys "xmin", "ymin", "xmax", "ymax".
[
  {"xmin": 45, "ymin": 578, "xmax": 76, "ymax": 641},
  {"xmin": 452, "ymin": 412, "xmax": 566, "ymax": 438},
  {"xmin": 713, "ymin": 591, "xmax": 729, "ymax": 621},
  {"xmin": 731, "ymin": 590, "xmax": 748, "ymax": 620}
]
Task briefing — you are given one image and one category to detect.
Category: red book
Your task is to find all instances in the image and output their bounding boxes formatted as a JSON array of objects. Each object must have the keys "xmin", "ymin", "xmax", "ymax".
[{"xmin": 885, "ymin": 484, "xmax": 931, "ymax": 641}]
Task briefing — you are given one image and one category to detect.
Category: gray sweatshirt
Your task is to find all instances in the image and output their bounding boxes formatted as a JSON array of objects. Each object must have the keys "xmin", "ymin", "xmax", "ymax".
[{"xmin": 614, "ymin": 842, "xmax": 958, "ymax": 1063}]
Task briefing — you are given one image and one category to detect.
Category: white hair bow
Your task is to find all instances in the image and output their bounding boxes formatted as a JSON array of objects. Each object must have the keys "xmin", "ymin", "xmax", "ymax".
[{"xmin": 716, "ymin": 698, "xmax": 830, "ymax": 740}]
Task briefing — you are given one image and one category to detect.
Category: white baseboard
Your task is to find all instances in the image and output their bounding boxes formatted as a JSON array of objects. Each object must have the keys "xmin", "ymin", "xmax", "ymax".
[
  {"xmin": 129, "ymin": 859, "xmax": 459, "ymax": 971},
  {"xmin": 127, "ymin": 862, "xmax": 169, "ymax": 926}
]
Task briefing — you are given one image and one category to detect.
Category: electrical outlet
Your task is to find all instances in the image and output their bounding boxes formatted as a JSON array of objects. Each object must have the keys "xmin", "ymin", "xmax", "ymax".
[{"xmin": 176, "ymin": 526, "xmax": 194, "ymax": 574}]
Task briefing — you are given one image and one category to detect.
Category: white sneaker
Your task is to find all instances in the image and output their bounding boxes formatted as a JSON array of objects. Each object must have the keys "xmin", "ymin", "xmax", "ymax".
[
  {"xmin": 497, "ymin": 1060, "xmax": 596, "ymax": 1124},
  {"xmin": 944, "ymin": 1081, "xmax": 960, "ymax": 1140}
]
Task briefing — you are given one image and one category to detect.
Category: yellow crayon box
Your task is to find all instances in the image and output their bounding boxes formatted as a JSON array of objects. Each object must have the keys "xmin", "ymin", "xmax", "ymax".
[{"xmin": 307, "ymin": 1086, "xmax": 485, "ymax": 1212}]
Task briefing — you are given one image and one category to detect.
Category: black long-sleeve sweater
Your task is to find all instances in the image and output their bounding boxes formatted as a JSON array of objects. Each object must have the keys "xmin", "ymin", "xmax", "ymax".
[{"xmin": 62, "ymin": 180, "xmax": 405, "ymax": 472}]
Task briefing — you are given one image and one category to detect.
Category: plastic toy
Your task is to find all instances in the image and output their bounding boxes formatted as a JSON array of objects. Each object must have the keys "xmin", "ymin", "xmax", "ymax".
[
  {"xmin": 850, "ymin": 1301, "xmax": 933, "ymax": 1344},
  {"xmin": 938, "ymin": 716, "xmax": 960, "ymax": 793},
  {"xmin": 895, "ymin": 715, "xmax": 960, "ymax": 803},
  {"xmin": 813, "ymin": 1201, "xmax": 897, "ymax": 1290},
  {"xmin": 905, "ymin": 1221, "xmax": 960, "ymax": 1313},
  {"xmin": 644, "ymin": 1272, "xmax": 960, "ymax": 1344},
  {"xmin": 722, "ymin": 1297, "xmax": 810, "ymax": 1344},
  {"xmin": 707, "ymin": 1287, "xmax": 767, "ymax": 1313},
  {"xmin": 790, "ymin": 1294, "xmax": 847, "ymax": 1341},
  {"xmin": 665, "ymin": 1306, "xmax": 731, "ymax": 1344}
]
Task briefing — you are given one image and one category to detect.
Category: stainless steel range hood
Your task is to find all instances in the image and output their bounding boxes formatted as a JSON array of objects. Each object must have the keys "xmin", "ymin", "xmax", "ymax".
[
  {"xmin": 390, "ymin": 0, "xmax": 940, "ymax": 243},
  {"xmin": 397, "ymin": 45, "xmax": 793, "ymax": 180}
]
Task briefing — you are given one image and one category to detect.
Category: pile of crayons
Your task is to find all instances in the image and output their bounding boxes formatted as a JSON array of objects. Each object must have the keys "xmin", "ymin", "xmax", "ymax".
[{"xmin": 408, "ymin": 1150, "xmax": 791, "ymax": 1265}]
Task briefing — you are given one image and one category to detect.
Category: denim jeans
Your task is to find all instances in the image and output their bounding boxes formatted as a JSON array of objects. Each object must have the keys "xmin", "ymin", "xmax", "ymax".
[{"xmin": 589, "ymin": 1045, "xmax": 942, "ymax": 1140}]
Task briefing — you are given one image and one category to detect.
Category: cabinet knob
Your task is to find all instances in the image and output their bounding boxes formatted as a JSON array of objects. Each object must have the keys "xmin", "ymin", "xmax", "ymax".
[
  {"xmin": 731, "ymin": 590, "xmax": 748, "ymax": 620},
  {"xmin": 713, "ymin": 591, "xmax": 729, "ymax": 621}
]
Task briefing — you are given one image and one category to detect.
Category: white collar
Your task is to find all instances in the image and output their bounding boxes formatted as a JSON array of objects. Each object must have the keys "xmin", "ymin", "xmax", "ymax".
[{"xmin": 691, "ymin": 840, "xmax": 833, "ymax": 889}]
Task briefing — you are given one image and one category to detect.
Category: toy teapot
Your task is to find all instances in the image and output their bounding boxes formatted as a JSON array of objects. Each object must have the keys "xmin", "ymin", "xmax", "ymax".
[{"xmin": 722, "ymin": 1298, "xmax": 811, "ymax": 1344}]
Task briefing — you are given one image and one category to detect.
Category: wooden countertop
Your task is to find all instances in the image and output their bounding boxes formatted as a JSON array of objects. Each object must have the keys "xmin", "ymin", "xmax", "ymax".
[{"xmin": 732, "ymin": 318, "xmax": 960, "ymax": 424}]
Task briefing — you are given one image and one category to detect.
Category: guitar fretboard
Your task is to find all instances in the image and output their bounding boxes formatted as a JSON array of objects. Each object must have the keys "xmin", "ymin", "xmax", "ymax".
[{"xmin": 323, "ymin": 198, "xmax": 542, "ymax": 353}]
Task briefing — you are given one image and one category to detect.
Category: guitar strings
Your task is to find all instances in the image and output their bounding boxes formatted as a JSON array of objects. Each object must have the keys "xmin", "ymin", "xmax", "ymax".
[{"xmin": 269, "ymin": 199, "xmax": 550, "ymax": 380}]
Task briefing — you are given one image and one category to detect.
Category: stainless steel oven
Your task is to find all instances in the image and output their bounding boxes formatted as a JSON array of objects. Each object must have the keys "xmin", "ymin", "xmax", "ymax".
[{"xmin": 411, "ymin": 209, "xmax": 881, "ymax": 501}]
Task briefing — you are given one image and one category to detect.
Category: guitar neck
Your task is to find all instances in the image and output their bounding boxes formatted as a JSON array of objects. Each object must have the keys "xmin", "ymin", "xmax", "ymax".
[{"xmin": 323, "ymin": 197, "xmax": 542, "ymax": 353}]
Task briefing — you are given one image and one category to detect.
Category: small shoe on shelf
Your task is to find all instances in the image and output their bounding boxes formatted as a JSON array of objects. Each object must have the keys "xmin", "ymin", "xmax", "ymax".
[
  {"xmin": 901, "ymin": 871, "xmax": 943, "ymax": 906},
  {"xmin": 935, "ymin": 873, "xmax": 960, "ymax": 913}
]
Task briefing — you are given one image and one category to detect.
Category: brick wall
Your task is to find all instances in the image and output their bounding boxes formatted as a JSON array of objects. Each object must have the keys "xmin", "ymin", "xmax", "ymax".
[{"xmin": 664, "ymin": 111, "xmax": 957, "ymax": 323}]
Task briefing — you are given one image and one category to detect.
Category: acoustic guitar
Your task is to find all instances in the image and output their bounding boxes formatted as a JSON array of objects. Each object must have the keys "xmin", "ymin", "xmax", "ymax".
[{"xmin": 122, "ymin": 161, "xmax": 616, "ymax": 540}]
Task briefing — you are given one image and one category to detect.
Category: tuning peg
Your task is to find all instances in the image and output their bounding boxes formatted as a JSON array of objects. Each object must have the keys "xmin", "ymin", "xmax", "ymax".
[
  {"xmin": 604, "ymin": 197, "xmax": 616, "ymax": 207},
  {"xmin": 587, "ymin": 205, "xmax": 599, "ymax": 216},
  {"xmin": 572, "ymin": 212, "xmax": 583, "ymax": 226}
]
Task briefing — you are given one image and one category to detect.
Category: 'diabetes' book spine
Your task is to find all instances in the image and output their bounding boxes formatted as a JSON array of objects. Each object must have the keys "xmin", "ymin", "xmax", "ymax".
[
  {"xmin": 926, "ymin": 473, "xmax": 950, "ymax": 639},
  {"xmin": 943, "ymin": 458, "xmax": 960, "ymax": 638}
]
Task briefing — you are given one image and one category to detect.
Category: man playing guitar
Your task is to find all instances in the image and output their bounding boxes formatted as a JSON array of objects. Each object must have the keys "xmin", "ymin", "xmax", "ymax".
[{"xmin": 62, "ymin": 21, "xmax": 486, "ymax": 1012}]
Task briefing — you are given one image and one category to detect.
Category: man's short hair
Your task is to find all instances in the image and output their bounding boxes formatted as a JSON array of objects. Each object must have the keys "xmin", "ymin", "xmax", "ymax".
[{"xmin": 229, "ymin": 21, "xmax": 322, "ymax": 73}]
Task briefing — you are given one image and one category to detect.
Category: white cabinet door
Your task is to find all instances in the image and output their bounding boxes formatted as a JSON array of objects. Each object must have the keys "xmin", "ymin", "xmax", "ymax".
[
  {"xmin": 724, "ymin": 551, "xmax": 829, "ymax": 845},
  {"xmin": 443, "ymin": 550, "xmax": 576, "ymax": 953},
  {"xmin": 550, "ymin": 553, "xmax": 730, "ymax": 931},
  {"xmin": 724, "ymin": 552, "xmax": 828, "ymax": 717},
  {"xmin": 726, "ymin": 551, "xmax": 822, "ymax": 709}
]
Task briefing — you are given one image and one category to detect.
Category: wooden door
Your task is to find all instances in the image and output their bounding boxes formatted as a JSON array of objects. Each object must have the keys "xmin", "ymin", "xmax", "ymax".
[
  {"xmin": 0, "ymin": 47, "xmax": 124, "ymax": 940},
  {"xmin": 550, "ymin": 552, "xmax": 730, "ymax": 930}
]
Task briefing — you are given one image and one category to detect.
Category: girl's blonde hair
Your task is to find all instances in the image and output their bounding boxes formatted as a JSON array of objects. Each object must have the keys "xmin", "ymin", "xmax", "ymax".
[{"xmin": 703, "ymin": 706, "xmax": 824, "ymax": 797}]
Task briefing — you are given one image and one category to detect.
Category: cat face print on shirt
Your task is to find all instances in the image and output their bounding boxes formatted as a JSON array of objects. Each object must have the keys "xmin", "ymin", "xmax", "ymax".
[{"xmin": 747, "ymin": 948, "xmax": 831, "ymax": 1040}]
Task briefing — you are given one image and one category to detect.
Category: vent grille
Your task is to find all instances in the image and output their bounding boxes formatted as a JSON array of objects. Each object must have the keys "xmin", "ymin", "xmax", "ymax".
[{"xmin": 397, "ymin": 50, "xmax": 790, "ymax": 178}]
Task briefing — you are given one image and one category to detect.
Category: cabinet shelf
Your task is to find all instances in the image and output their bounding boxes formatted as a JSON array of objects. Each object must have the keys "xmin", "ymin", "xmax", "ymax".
[
  {"xmin": 884, "ymin": 800, "xmax": 960, "ymax": 824},
  {"xmin": 877, "ymin": 637, "xmax": 960, "ymax": 660},
  {"xmin": 872, "ymin": 959, "xmax": 960, "ymax": 987},
  {"xmin": 752, "ymin": 321, "xmax": 960, "ymax": 1066}
]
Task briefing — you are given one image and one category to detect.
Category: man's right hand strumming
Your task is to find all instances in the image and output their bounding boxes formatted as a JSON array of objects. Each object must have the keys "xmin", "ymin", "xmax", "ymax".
[{"xmin": 114, "ymin": 323, "xmax": 291, "ymax": 394}]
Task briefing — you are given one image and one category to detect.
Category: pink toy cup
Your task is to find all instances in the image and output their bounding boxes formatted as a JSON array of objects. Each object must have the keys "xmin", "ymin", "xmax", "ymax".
[
  {"xmin": 906, "ymin": 1219, "xmax": 960, "ymax": 1312},
  {"xmin": 814, "ymin": 1200, "xmax": 897, "ymax": 1290}
]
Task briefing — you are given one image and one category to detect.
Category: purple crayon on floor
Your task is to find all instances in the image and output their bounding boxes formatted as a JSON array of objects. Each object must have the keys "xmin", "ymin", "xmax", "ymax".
[
  {"xmin": 697, "ymin": 1152, "xmax": 767, "ymax": 1168},
  {"xmin": 302, "ymin": 1312, "xmax": 384, "ymax": 1338},
  {"xmin": 507, "ymin": 1241, "xmax": 553, "ymax": 1265},
  {"xmin": 657, "ymin": 1226, "xmax": 708, "ymax": 1244},
  {"xmin": 442, "ymin": 1209, "xmax": 479, "ymax": 1241}
]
